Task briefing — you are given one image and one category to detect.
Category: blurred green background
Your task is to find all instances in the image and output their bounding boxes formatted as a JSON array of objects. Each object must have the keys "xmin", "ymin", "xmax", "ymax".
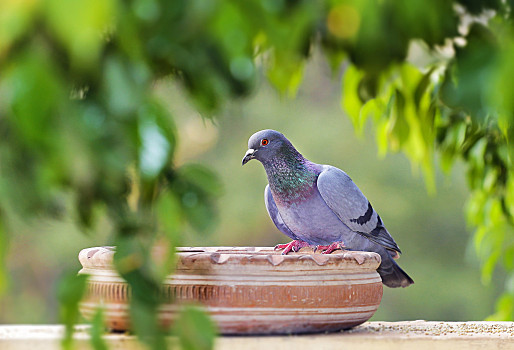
[{"xmin": 0, "ymin": 53, "xmax": 501, "ymax": 324}]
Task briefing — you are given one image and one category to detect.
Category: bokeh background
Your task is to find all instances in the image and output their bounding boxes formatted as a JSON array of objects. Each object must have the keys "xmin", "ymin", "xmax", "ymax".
[{"xmin": 0, "ymin": 52, "xmax": 502, "ymax": 324}]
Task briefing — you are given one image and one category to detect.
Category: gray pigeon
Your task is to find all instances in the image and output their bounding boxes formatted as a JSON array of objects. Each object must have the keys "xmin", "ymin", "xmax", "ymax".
[{"xmin": 242, "ymin": 129, "xmax": 413, "ymax": 288}]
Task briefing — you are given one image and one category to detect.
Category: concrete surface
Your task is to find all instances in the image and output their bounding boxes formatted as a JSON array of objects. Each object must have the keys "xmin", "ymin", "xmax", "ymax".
[{"xmin": 0, "ymin": 321, "xmax": 513, "ymax": 350}]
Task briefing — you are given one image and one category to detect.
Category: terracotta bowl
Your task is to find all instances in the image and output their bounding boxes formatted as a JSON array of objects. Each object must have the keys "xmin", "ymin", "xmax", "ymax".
[{"xmin": 78, "ymin": 246, "xmax": 383, "ymax": 335}]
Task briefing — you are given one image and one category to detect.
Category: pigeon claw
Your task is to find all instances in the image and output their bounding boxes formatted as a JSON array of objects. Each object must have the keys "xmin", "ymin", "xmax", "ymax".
[
  {"xmin": 316, "ymin": 241, "xmax": 346, "ymax": 254},
  {"xmin": 274, "ymin": 240, "xmax": 310, "ymax": 255}
]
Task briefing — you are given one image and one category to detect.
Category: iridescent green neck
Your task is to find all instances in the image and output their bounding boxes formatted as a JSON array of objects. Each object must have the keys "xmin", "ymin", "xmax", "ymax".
[{"xmin": 262, "ymin": 150, "xmax": 319, "ymax": 203}]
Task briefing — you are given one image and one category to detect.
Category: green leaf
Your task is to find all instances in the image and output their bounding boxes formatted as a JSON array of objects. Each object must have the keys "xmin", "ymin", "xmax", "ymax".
[
  {"xmin": 3, "ymin": 53, "xmax": 64, "ymax": 150},
  {"xmin": 342, "ymin": 64, "xmax": 366, "ymax": 134},
  {"xmin": 90, "ymin": 308, "xmax": 109, "ymax": 350},
  {"xmin": 165, "ymin": 164, "xmax": 220, "ymax": 234},
  {"xmin": 0, "ymin": 0, "xmax": 39, "ymax": 54},
  {"xmin": 139, "ymin": 119, "xmax": 171, "ymax": 180},
  {"xmin": 440, "ymin": 149, "xmax": 455, "ymax": 174},
  {"xmin": 103, "ymin": 55, "xmax": 147, "ymax": 116},
  {"xmin": 173, "ymin": 306, "xmax": 217, "ymax": 350},
  {"xmin": 45, "ymin": 0, "xmax": 118, "ymax": 68},
  {"xmin": 114, "ymin": 235, "xmax": 167, "ymax": 350},
  {"xmin": 182, "ymin": 196, "xmax": 217, "ymax": 233},
  {"xmin": 483, "ymin": 167, "xmax": 498, "ymax": 193},
  {"xmin": 505, "ymin": 173, "xmax": 514, "ymax": 218},
  {"xmin": 156, "ymin": 192, "xmax": 181, "ymax": 277},
  {"xmin": 178, "ymin": 164, "xmax": 223, "ymax": 198},
  {"xmin": 375, "ymin": 118, "xmax": 390, "ymax": 157},
  {"xmin": 58, "ymin": 273, "xmax": 88, "ymax": 350},
  {"xmin": 130, "ymin": 298, "xmax": 167, "ymax": 350},
  {"xmin": 0, "ymin": 212, "xmax": 8, "ymax": 296},
  {"xmin": 487, "ymin": 292, "xmax": 514, "ymax": 321},
  {"xmin": 323, "ymin": 47, "xmax": 347, "ymax": 74},
  {"xmin": 504, "ymin": 247, "xmax": 514, "ymax": 271},
  {"xmin": 148, "ymin": 99, "xmax": 177, "ymax": 162},
  {"xmin": 157, "ymin": 191, "xmax": 183, "ymax": 240},
  {"xmin": 482, "ymin": 250, "xmax": 500, "ymax": 284},
  {"xmin": 473, "ymin": 225, "xmax": 488, "ymax": 256},
  {"xmin": 390, "ymin": 89, "xmax": 409, "ymax": 151},
  {"xmin": 453, "ymin": 122, "xmax": 468, "ymax": 151},
  {"xmin": 414, "ymin": 67, "xmax": 435, "ymax": 110},
  {"xmin": 267, "ymin": 51, "xmax": 305, "ymax": 98},
  {"xmin": 439, "ymin": 24, "xmax": 498, "ymax": 120},
  {"xmin": 469, "ymin": 137, "xmax": 488, "ymax": 172}
]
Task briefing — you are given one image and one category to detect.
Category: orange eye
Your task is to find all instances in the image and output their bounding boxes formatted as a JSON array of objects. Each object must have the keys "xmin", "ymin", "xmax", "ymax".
[{"xmin": 261, "ymin": 138, "xmax": 269, "ymax": 146}]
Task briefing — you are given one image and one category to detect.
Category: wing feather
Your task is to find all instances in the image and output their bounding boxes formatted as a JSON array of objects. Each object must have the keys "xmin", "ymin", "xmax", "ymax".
[{"xmin": 317, "ymin": 165, "xmax": 401, "ymax": 253}]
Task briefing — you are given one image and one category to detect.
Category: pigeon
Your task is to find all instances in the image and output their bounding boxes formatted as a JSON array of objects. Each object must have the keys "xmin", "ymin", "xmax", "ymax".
[{"xmin": 242, "ymin": 129, "xmax": 413, "ymax": 288}]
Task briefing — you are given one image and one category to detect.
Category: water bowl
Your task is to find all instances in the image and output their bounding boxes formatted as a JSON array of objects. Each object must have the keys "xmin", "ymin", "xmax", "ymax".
[{"xmin": 78, "ymin": 246, "xmax": 383, "ymax": 334}]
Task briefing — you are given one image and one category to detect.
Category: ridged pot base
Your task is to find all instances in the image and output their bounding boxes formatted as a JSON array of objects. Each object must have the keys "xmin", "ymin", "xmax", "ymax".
[{"xmin": 78, "ymin": 246, "xmax": 383, "ymax": 335}]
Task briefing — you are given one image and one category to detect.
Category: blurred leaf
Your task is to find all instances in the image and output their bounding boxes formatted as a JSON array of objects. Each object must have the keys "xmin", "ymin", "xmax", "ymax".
[
  {"xmin": 164, "ymin": 164, "xmax": 221, "ymax": 233},
  {"xmin": 414, "ymin": 68, "xmax": 435, "ymax": 110},
  {"xmin": 130, "ymin": 298, "xmax": 167, "ymax": 350},
  {"xmin": 173, "ymin": 306, "xmax": 217, "ymax": 350},
  {"xmin": 58, "ymin": 273, "xmax": 88, "ymax": 350},
  {"xmin": 342, "ymin": 64, "xmax": 366, "ymax": 134},
  {"xmin": 115, "ymin": 235, "xmax": 167, "ymax": 350},
  {"xmin": 0, "ymin": 213, "xmax": 7, "ymax": 295},
  {"xmin": 45, "ymin": 0, "xmax": 118, "ymax": 68},
  {"xmin": 103, "ymin": 55, "xmax": 147, "ymax": 117},
  {"xmin": 482, "ymin": 249, "xmax": 500, "ymax": 284},
  {"xmin": 440, "ymin": 121, "xmax": 468, "ymax": 174},
  {"xmin": 3, "ymin": 53, "xmax": 64, "ymax": 150},
  {"xmin": 473, "ymin": 224, "xmax": 488, "ymax": 255},
  {"xmin": 506, "ymin": 173, "xmax": 514, "ymax": 218},
  {"xmin": 90, "ymin": 308, "xmax": 108, "ymax": 350},
  {"xmin": 489, "ymin": 39, "xmax": 514, "ymax": 128},
  {"xmin": 483, "ymin": 168, "xmax": 498, "ymax": 193},
  {"xmin": 156, "ymin": 192, "xmax": 182, "ymax": 277},
  {"xmin": 323, "ymin": 47, "xmax": 347, "ymax": 74},
  {"xmin": 0, "ymin": 0, "xmax": 39, "ymax": 55},
  {"xmin": 139, "ymin": 120, "xmax": 171, "ymax": 180},
  {"xmin": 267, "ymin": 52, "xmax": 305, "ymax": 98},
  {"xmin": 504, "ymin": 246, "xmax": 514, "ymax": 271},
  {"xmin": 147, "ymin": 99, "xmax": 177, "ymax": 162},
  {"xmin": 157, "ymin": 191, "xmax": 183, "ymax": 241},
  {"xmin": 182, "ymin": 196, "xmax": 217, "ymax": 233},
  {"xmin": 469, "ymin": 138, "xmax": 488, "ymax": 173},
  {"xmin": 393, "ymin": 0, "xmax": 458, "ymax": 46},
  {"xmin": 375, "ymin": 117, "xmax": 389, "ymax": 157},
  {"xmin": 487, "ymin": 292, "xmax": 514, "ymax": 321},
  {"xmin": 389, "ymin": 89, "xmax": 409, "ymax": 151},
  {"xmin": 457, "ymin": 0, "xmax": 503, "ymax": 15},
  {"xmin": 440, "ymin": 24, "xmax": 498, "ymax": 120},
  {"xmin": 177, "ymin": 164, "xmax": 223, "ymax": 198}
]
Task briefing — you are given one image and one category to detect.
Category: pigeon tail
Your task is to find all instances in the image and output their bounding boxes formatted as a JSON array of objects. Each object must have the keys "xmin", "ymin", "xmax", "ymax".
[{"xmin": 378, "ymin": 256, "xmax": 414, "ymax": 288}]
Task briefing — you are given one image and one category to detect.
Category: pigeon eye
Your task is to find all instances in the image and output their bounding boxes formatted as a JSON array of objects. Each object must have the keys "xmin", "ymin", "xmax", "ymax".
[{"xmin": 261, "ymin": 139, "xmax": 269, "ymax": 146}]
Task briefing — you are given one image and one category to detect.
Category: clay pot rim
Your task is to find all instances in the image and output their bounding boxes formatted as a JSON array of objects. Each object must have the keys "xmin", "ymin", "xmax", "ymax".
[{"xmin": 79, "ymin": 246, "xmax": 381, "ymax": 271}]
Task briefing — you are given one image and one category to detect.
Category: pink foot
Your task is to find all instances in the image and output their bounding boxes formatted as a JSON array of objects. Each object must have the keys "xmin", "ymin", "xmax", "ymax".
[
  {"xmin": 274, "ymin": 240, "xmax": 310, "ymax": 255},
  {"xmin": 316, "ymin": 241, "xmax": 346, "ymax": 254}
]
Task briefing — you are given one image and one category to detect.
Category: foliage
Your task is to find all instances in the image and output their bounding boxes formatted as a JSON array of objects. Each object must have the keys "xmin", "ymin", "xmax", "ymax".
[
  {"xmin": 336, "ymin": 2, "xmax": 514, "ymax": 320},
  {"xmin": 57, "ymin": 273, "xmax": 88, "ymax": 350},
  {"xmin": 0, "ymin": 0, "xmax": 514, "ymax": 348},
  {"xmin": 172, "ymin": 306, "xmax": 218, "ymax": 350}
]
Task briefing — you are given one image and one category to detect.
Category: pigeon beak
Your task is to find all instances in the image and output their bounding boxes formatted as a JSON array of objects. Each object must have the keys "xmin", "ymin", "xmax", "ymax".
[{"xmin": 242, "ymin": 149, "xmax": 256, "ymax": 166}]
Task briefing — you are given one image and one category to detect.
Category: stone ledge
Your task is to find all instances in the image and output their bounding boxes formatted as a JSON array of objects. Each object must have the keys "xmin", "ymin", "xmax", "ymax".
[{"xmin": 0, "ymin": 321, "xmax": 513, "ymax": 350}]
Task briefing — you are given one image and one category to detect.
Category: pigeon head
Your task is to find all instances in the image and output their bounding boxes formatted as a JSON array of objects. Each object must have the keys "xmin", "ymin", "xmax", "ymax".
[{"xmin": 242, "ymin": 129, "xmax": 295, "ymax": 166}]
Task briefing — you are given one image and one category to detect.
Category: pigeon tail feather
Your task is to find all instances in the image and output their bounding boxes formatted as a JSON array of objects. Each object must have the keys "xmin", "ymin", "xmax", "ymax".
[{"xmin": 378, "ymin": 257, "xmax": 414, "ymax": 288}]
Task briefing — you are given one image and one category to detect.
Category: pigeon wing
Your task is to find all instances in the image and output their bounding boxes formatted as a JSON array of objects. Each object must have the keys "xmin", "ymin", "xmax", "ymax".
[
  {"xmin": 317, "ymin": 165, "xmax": 401, "ymax": 253},
  {"xmin": 264, "ymin": 185, "xmax": 298, "ymax": 240}
]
